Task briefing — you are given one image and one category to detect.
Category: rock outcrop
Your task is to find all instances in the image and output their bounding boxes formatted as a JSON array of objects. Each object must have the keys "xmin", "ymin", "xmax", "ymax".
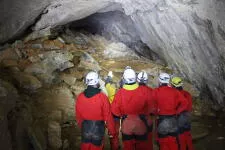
[
  {"xmin": 0, "ymin": 0, "xmax": 225, "ymax": 105},
  {"xmin": 118, "ymin": 0, "xmax": 225, "ymax": 105}
]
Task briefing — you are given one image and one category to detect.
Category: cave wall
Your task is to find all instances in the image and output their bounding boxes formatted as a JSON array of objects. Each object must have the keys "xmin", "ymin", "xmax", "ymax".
[
  {"xmin": 0, "ymin": 0, "xmax": 225, "ymax": 105},
  {"xmin": 0, "ymin": 0, "xmax": 115, "ymax": 44},
  {"xmin": 0, "ymin": 0, "xmax": 52, "ymax": 44},
  {"xmin": 117, "ymin": 0, "xmax": 225, "ymax": 105}
]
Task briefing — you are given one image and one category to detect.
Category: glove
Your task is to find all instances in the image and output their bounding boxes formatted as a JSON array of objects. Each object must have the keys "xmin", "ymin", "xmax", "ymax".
[
  {"xmin": 105, "ymin": 71, "xmax": 113, "ymax": 84},
  {"xmin": 108, "ymin": 71, "xmax": 113, "ymax": 78},
  {"xmin": 105, "ymin": 76, "xmax": 112, "ymax": 84}
]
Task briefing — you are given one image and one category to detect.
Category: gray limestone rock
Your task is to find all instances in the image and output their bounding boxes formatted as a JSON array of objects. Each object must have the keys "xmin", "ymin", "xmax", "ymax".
[
  {"xmin": 0, "ymin": 0, "xmax": 224, "ymax": 105},
  {"xmin": 116, "ymin": 0, "xmax": 225, "ymax": 105},
  {"xmin": 25, "ymin": 51, "xmax": 74, "ymax": 84},
  {"xmin": 0, "ymin": 0, "xmax": 52, "ymax": 44},
  {"xmin": 78, "ymin": 52, "xmax": 101, "ymax": 71}
]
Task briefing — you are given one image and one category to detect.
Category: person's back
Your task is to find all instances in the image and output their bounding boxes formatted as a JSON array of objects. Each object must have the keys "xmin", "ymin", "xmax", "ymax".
[
  {"xmin": 136, "ymin": 71, "xmax": 154, "ymax": 150},
  {"xmin": 112, "ymin": 68, "xmax": 153, "ymax": 150},
  {"xmin": 180, "ymin": 90, "xmax": 192, "ymax": 112},
  {"xmin": 154, "ymin": 85, "xmax": 187, "ymax": 115},
  {"xmin": 76, "ymin": 91, "xmax": 111, "ymax": 122},
  {"xmin": 171, "ymin": 76, "xmax": 194, "ymax": 150},
  {"xmin": 153, "ymin": 73, "xmax": 188, "ymax": 150},
  {"xmin": 113, "ymin": 85, "xmax": 151, "ymax": 115},
  {"xmin": 75, "ymin": 71, "xmax": 118, "ymax": 150}
]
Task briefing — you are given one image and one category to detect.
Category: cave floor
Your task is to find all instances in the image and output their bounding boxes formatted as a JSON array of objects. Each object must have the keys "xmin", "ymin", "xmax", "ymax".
[{"xmin": 61, "ymin": 115, "xmax": 225, "ymax": 150}]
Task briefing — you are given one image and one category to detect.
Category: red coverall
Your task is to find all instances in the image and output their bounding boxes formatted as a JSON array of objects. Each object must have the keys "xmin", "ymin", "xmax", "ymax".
[
  {"xmin": 76, "ymin": 92, "xmax": 118, "ymax": 150},
  {"xmin": 152, "ymin": 86, "xmax": 188, "ymax": 150},
  {"xmin": 111, "ymin": 84, "xmax": 154, "ymax": 150},
  {"xmin": 179, "ymin": 90, "xmax": 194, "ymax": 150},
  {"xmin": 140, "ymin": 85, "xmax": 154, "ymax": 150}
]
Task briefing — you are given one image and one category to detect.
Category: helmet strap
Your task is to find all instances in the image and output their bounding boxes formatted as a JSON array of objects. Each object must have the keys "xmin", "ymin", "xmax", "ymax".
[
  {"xmin": 139, "ymin": 83, "xmax": 146, "ymax": 86},
  {"xmin": 159, "ymin": 83, "xmax": 168, "ymax": 87},
  {"xmin": 176, "ymin": 86, "xmax": 183, "ymax": 90},
  {"xmin": 125, "ymin": 82, "xmax": 136, "ymax": 85}
]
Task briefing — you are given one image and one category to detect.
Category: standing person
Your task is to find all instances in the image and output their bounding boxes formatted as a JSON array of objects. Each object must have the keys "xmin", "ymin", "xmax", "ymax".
[
  {"xmin": 152, "ymin": 73, "xmax": 188, "ymax": 150},
  {"xmin": 171, "ymin": 77, "xmax": 194, "ymax": 150},
  {"xmin": 137, "ymin": 71, "xmax": 154, "ymax": 150},
  {"xmin": 111, "ymin": 68, "xmax": 154, "ymax": 150},
  {"xmin": 105, "ymin": 71, "xmax": 120, "ymax": 150},
  {"xmin": 75, "ymin": 71, "xmax": 118, "ymax": 150}
]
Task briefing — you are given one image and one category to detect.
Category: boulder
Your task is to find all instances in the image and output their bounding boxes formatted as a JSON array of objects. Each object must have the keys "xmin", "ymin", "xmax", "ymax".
[
  {"xmin": 48, "ymin": 110, "xmax": 62, "ymax": 123},
  {"xmin": 60, "ymin": 73, "xmax": 77, "ymax": 86},
  {"xmin": 25, "ymin": 51, "xmax": 74, "ymax": 74},
  {"xmin": 13, "ymin": 72, "xmax": 42, "ymax": 91},
  {"xmin": 31, "ymin": 44, "xmax": 43, "ymax": 49},
  {"xmin": 104, "ymin": 42, "xmax": 138, "ymax": 59},
  {"xmin": 24, "ymin": 51, "xmax": 74, "ymax": 84},
  {"xmin": 24, "ymin": 27, "xmax": 51, "ymax": 42},
  {"xmin": 48, "ymin": 121, "xmax": 62, "ymax": 149},
  {"xmin": 34, "ymin": 86, "xmax": 75, "ymax": 122},
  {"xmin": 1, "ymin": 59, "xmax": 18, "ymax": 68},
  {"xmin": 0, "ymin": 48, "xmax": 19, "ymax": 62},
  {"xmin": 78, "ymin": 52, "xmax": 101, "ymax": 71},
  {"xmin": 43, "ymin": 39, "xmax": 64, "ymax": 50}
]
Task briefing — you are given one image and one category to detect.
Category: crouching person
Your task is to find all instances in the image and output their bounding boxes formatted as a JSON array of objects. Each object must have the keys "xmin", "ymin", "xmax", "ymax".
[{"xmin": 75, "ymin": 71, "xmax": 119, "ymax": 150}]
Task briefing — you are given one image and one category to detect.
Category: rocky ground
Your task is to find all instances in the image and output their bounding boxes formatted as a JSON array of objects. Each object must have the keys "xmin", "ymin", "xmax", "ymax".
[{"xmin": 0, "ymin": 29, "xmax": 224, "ymax": 150}]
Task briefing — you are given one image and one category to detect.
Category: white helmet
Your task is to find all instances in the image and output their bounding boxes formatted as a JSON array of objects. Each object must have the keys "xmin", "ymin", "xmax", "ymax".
[
  {"xmin": 85, "ymin": 71, "xmax": 99, "ymax": 86},
  {"xmin": 158, "ymin": 73, "xmax": 170, "ymax": 84},
  {"xmin": 137, "ymin": 71, "xmax": 148, "ymax": 84},
  {"xmin": 123, "ymin": 68, "xmax": 136, "ymax": 84}
]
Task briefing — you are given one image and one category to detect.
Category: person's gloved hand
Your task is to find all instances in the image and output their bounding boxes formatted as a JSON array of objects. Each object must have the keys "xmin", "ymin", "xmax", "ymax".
[
  {"xmin": 105, "ymin": 71, "xmax": 113, "ymax": 84},
  {"xmin": 109, "ymin": 134, "xmax": 114, "ymax": 138},
  {"xmin": 108, "ymin": 71, "xmax": 113, "ymax": 78}
]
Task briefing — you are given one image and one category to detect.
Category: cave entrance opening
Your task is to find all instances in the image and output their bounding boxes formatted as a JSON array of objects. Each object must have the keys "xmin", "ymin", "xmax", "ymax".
[{"xmin": 67, "ymin": 11, "xmax": 164, "ymax": 64}]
